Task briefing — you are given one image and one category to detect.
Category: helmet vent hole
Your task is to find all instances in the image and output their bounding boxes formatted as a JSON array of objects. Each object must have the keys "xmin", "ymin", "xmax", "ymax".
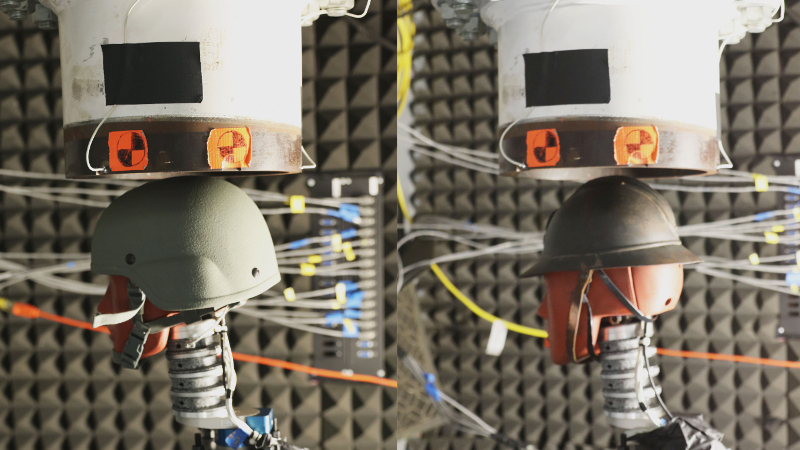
[
  {"xmin": 252, "ymin": 268, "xmax": 260, "ymax": 278},
  {"xmin": 125, "ymin": 254, "xmax": 135, "ymax": 265},
  {"xmin": 665, "ymin": 298, "xmax": 672, "ymax": 306}
]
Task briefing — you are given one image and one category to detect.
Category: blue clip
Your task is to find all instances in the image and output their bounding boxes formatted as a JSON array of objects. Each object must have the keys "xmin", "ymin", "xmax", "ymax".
[
  {"xmin": 786, "ymin": 271, "xmax": 800, "ymax": 287},
  {"xmin": 345, "ymin": 291, "xmax": 365, "ymax": 309},
  {"xmin": 342, "ymin": 280, "xmax": 359, "ymax": 292},
  {"xmin": 289, "ymin": 238, "xmax": 311, "ymax": 250},
  {"xmin": 787, "ymin": 187, "xmax": 800, "ymax": 195},
  {"xmin": 754, "ymin": 212, "xmax": 775, "ymax": 222},
  {"xmin": 342, "ymin": 321, "xmax": 360, "ymax": 338},
  {"xmin": 424, "ymin": 373, "xmax": 441, "ymax": 402},
  {"xmin": 225, "ymin": 428, "xmax": 250, "ymax": 449},
  {"xmin": 343, "ymin": 309, "xmax": 362, "ymax": 319},
  {"xmin": 325, "ymin": 312, "xmax": 344, "ymax": 326},
  {"xmin": 336, "ymin": 204, "xmax": 361, "ymax": 223},
  {"xmin": 341, "ymin": 228, "xmax": 357, "ymax": 239},
  {"xmin": 339, "ymin": 203, "xmax": 359, "ymax": 213}
]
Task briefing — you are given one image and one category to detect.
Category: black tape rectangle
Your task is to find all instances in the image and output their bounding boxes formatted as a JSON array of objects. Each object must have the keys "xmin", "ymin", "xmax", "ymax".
[
  {"xmin": 523, "ymin": 49, "xmax": 610, "ymax": 107},
  {"xmin": 102, "ymin": 42, "xmax": 203, "ymax": 105}
]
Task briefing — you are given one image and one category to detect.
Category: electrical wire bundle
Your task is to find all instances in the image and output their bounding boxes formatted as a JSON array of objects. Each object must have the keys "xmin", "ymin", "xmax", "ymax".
[
  {"xmin": 399, "ymin": 346, "xmax": 536, "ymax": 450},
  {"xmin": 397, "ymin": 0, "xmax": 415, "ymax": 118}
]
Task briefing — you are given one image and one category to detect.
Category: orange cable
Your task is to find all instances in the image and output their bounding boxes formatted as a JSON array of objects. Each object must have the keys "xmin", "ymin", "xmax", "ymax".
[
  {"xmin": 656, "ymin": 347, "xmax": 800, "ymax": 370},
  {"xmin": 232, "ymin": 351, "xmax": 397, "ymax": 388},
  {"xmin": 6, "ymin": 302, "xmax": 397, "ymax": 388}
]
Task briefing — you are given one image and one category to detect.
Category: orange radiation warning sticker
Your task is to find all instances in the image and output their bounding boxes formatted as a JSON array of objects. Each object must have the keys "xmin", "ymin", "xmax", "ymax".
[
  {"xmin": 526, "ymin": 129, "xmax": 560, "ymax": 168},
  {"xmin": 109, "ymin": 130, "xmax": 148, "ymax": 172},
  {"xmin": 614, "ymin": 126, "xmax": 659, "ymax": 165},
  {"xmin": 207, "ymin": 127, "xmax": 252, "ymax": 169}
]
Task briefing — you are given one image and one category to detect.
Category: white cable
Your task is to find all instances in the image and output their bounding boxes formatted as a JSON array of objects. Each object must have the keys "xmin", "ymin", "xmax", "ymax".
[
  {"xmin": 498, "ymin": 108, "xmax": 533, "ymax": 170},
  {"xmin": 717, "ymin": 140, "xmax": 734, "ymax": 170},
  {"xmin": 300, "ymin": 146, "xmax": 317, "ymax": 170},
  {"xmin": 185, "ymin": 307, "xmax": 228, "ymax": 347},
  {"xmin": 409, "ymin": 146, "xmax": 501, "ymax": 174},
  {"xmin": 85, "ymin": 107, "xmax": 117, "ymax": 173},
  {"xmin": 231, "ymin": 308, "xmax": 346, "ymax": 337},
  {"xmin": 345, "ymin": 0, "xmax": 371, "ymax": 18},
  {"xmin": 220, "ymin": 324, "xmax": 255, "ymax": 437},
  {"xmin": 85, "ymin": 0, "xmax": 146, "ymax": 174},
  {"xmin": 773, "ymin": 0, "xmax": 785, "ymax": 23},
  {"xmin": 399, "ymin": 123, "xmax": 499, "ymax": 159},
  {"xmin": 540, "ymin": 0, "xmax": 562, "ymax": 50}
]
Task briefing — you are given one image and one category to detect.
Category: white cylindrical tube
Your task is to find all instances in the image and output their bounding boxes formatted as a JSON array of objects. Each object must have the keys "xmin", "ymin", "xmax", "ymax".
[
  {"xmin": 482, "ymin": 0, "xmax": 727, "ymax": 180},
  {"xmin": 42, "ymin": 0, "xmax": 304, "ymax": 178}
]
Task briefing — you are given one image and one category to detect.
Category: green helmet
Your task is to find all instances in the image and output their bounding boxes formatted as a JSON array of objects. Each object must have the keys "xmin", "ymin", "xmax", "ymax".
[{"xmin": 91, "ymin": 177, "xmax": 280, "ymax": 311}]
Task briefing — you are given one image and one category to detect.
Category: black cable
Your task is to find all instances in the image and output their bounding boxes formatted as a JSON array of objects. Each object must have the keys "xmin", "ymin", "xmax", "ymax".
[
  {"xmin": 490, "ymin": 432, "xmax": 525, "ymax": 449},
  {"xmin": 584, "ymin": 293, "xmax": 598, "ymax": 362},
  {"xmin": 596, "ymin": 270, "xmax": 653, "ymax": 323}
]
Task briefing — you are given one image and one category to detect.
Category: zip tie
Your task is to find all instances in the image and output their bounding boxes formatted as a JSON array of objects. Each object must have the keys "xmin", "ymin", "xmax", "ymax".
[
  {"xmin": 289, "ymin": 195, "xmax": 306, "ymax": 214},
  {"xmin": 754, "ymin": 211, "xmax": 775, "ymax": 222},
  {"xmin": 796, "ymin": 250, "xmax": 800, "ymax": 266},
  {"xmin": 307, "ymin": 255, "xmax": 323, "ymax": 264},
  {"xmin": 752, "ymin": 174, "xmax": 769, "ymax": 192},
  {"xmin": 794, "ymin": 207, "xmax": 800, "ymax": 222},
  {"xmin": 773, "ymin": 225, "xmax": 786, "ymax": 233},
  {"xmin": 330, "ymin": 301, "xmax": 341, "ymax": 310},
  {"xmin": 748, "ymin": 253, "xmax": 760, "ymax": 265},
  {"xmin": 300, "ymin": 263, "xmax": 316, "ymax": 276},
  {"xmin": 283, "ymin": 288, "xmax": 296, "ymax": 302},
  {"xmin": 335, "ymin": 282, "xmax": 347, "ymax": 304}
]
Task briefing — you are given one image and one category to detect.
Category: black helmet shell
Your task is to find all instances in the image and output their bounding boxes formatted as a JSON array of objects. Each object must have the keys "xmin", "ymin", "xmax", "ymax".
[{"xmin": 523, "ymin": 176, "xmax": 699, "ymax": 276}]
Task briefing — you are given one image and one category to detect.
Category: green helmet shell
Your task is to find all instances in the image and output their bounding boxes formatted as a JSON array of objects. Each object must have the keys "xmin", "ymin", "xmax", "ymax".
[{"xmin": 91, "ymin": 177, "xmax": 280, "ymax": 311}]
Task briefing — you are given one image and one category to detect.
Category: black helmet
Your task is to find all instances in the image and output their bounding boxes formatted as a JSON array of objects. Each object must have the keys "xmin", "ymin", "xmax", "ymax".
[{"xmin": 523, "ymin": 176, "xmax": 700, "ymax": 276}]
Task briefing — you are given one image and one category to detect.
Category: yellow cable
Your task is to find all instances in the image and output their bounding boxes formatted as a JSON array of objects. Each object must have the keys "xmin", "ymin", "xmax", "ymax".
[
  {"xmin": 397, "ymin": 175, "xmax": 413, "ymax": 223},
  {"xmin": 430, "ymin": 263, "xmax": 548, "ymax": 339}
]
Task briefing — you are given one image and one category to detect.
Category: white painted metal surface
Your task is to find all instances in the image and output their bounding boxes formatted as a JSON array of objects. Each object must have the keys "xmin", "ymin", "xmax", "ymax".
[
  {"xmin": 482, "ymin": 0, "xmax": 724, "ymax": 133},
  {"xmin": 41, "ymin": 0, "xmax": 303, "ymax": 133}
]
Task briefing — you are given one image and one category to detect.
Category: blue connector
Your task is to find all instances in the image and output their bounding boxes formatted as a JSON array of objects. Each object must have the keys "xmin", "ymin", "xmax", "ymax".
[
  {"xmin": 345, "ymin": 291, "xmax": 365, "ymax": 309},
  {"xmin": 754, "ymin": 211, "xmax": 776, "ymax": 222},
  {"xmin": 424, "ymin": 373, "xmax": 441, "ymax": 402},
  {"xmin": 337, "ymin": 204, "xmax": 361, "ymax": 223},
  {"xmin": 787, "ymin": 187, "xmax": 800, "ymax": 195},
  {"xmin": 342, "ymin": 321, "xmax": 360, "ymax": 338},
  {"xmin": 342, "ymin": 280, "xmax": 359, "ymax": 292},
  {"xmin": 224, "ymin": 429, "xmax": 249, "ymax": 449},
  {"xmin": 339, "ymin": 203, "xmax": 359, "ymax": 214},
  {"xmin": 216, "ymin": 409, "xmax": 274, "ymax": 448},
  {"xmin": 341, "ymin": 228, "xmax": 357, "ymax": 239},
  {"xmin": 288, "ymin": 238, "xmax": 312, "ymax": 250},
  {"xmin": 786, "ymin": 271, "xmax": 800, "ymax": 287},
  {"xmin": 325, "ymin": 312, "xmax": 344, "ymax": 326},
  {"xmin": 343, "ymin": 309, "xmax": 362, "ymax": 319}
]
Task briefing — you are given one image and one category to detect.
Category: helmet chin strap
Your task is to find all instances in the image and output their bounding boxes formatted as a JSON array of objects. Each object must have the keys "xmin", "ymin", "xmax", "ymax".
[
  {"xmin": 595, "ymin": 270, "xmax": 654, "ymax": 323},
  {"xmin": 566, "ymin": 269, "xmax": 594, "ymax": 364}
]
